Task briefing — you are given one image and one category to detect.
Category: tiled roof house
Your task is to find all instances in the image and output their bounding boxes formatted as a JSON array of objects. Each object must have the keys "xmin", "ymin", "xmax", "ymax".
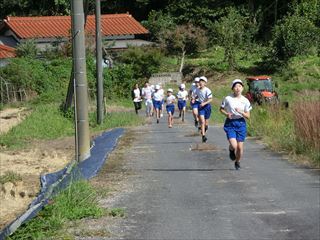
[
  {"xmin": 0, "ymin": 44, "xmax": 16, "ymax": 66},
  {"xmin": 0, "ymin": 13, "xmax": 151, "ymax": 51}
]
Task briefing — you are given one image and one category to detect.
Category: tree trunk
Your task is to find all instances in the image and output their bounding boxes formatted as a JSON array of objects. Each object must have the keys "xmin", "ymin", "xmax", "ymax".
[{"xmin": 179, "ymin": 50, "xmax": 186, "ymax": 73}]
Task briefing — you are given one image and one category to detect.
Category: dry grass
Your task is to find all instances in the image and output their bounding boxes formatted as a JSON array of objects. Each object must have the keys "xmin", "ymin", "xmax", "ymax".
[{"xmin": 293, "ymin": 101, "xmax": 320, "ymax": 156}]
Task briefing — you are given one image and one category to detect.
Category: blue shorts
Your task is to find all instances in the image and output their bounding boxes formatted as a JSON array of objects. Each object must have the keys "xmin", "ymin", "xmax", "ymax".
[
  {"xmin": 153, "ymin": 100, "xmax": 162, "ymax": 110},
  {"xmin": 191, "ymin": 101, "xmax": 200, "ymax": 109},
  {"xmin": 166, "ymin": 104, "xmax": 175, "ymax": 115},
  {"xmin": 178, "ymin": 100, "xmax": 186, "ymax": 110},
  {"xmin": 223, "ymin": 118, "xmax": 247, "ymax": 142},
  {"xmin": 198, "ymin": 104, "xmax": 211, "ymax": 120}
]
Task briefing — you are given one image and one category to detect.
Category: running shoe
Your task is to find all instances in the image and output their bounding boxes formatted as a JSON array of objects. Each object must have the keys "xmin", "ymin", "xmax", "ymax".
[
  {"xmin": 202, "ymin": 135, "xmax": 207, "ymax": 143},
  {"xmin": 235, "ymin": 161, "xmax": 241, "ymax": 170},
  {"xmin": 194, "ymin": 120, "xmax": 198, "ymax": 128},
  {"xmin": 157, "ymin": 119, "xmax": 159, "ymax": 124},
  {"xmin": 229, "ymin": 148, "xmax": 236, "ymax": 161}
]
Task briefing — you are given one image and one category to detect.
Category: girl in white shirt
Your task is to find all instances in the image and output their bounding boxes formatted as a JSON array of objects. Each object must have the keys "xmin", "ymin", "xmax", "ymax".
[
  {"xmin": 142, "ymin": 82, "xmax": 153, "ymax": 117},
  {"xmin": 220, "ymin": 79, "xmax": 252, "ymax": 170},
  {"xmin": 176, "ymin": 83, "xmax": 188, "ymax": 122},
  {"xmin": 166, "ymin": 88, "xmax": 176, "ymax": 128}
]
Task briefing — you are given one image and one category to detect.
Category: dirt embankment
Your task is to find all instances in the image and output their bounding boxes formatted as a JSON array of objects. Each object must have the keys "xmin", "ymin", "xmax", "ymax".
[{"xmin": 0, "ymin": 108, "xmax": 74, "ymax": 229}]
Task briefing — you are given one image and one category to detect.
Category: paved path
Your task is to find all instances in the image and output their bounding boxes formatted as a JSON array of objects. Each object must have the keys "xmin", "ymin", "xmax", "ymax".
[{"xmin": 106, "ymin": 113, "xmax": 320, "ymax": 240}]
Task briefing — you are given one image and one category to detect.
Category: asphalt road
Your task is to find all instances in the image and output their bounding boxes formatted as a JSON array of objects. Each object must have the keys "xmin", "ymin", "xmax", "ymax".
[{"xmin": 105, "ymin": 112, "xmax": 320, "ymax": 240}]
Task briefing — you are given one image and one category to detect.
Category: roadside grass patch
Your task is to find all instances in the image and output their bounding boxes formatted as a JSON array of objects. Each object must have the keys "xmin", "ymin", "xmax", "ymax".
[
  {"xmin": 0, "ymin": 104, "xmax": 74, "ymax": 149},
  {"xmin": 90, "ymin": 111, "xmax": 144, "ymax": 132},
  {"xmin": 0, "ymin": 171, "xmax": 22, "ymax": 184},
  {"xmin": 8, "ymin": 180, "xmax": 104, "ymax": 240},
  {"xmin": 0, "ymin": 100, "xmax": 144, "ymax": 150},
  {"xmin": 248, "ymin": 103, "xmax": 319, "ymax": 166}
]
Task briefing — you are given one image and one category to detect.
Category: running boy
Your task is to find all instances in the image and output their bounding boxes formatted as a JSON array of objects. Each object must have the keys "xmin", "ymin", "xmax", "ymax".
[
  {"xmin": 219, "ymin": 79, "xmax": 252, "ymax": 170},
  {"xmin": 165, "ymin": 88, "xmax": 176, "ymax": 128},
  {"xmin": 193, "ymin": 76, "xmax": 212, "ymax": 143},
  {"xmin": 176, "ymin": 83, "xmax": 188, "ymax": 122}
]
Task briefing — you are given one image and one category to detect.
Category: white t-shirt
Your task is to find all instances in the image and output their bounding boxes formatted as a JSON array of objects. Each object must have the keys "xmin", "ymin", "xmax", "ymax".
[
  {"xmin": 152, "ymin": 90, "xmax": 163, "ymax": 101},
  {"xmin": 133, "ymin": 88, "xmax": 142, "ymax": 102},
  {"xmin": 190, "ymin": 84, "xmax": 198, "ymax": 99},
  {"xmin": 166, "ymin": 95, "xmax": 176, "ymax": 105},
  {"xmin": 221, "ymin": 94, "xmax": 252, "ymax": 119},
  {"xmin": 142, "ymin": 86, "xmax": 152, "ymax": 100},
  {"xmin": 194, "ymin": 87, "xmax": 212, "ymax": 103},
  {"xmin": 177, "ymin": 90, "xmax": 188, "ymax": 101}
]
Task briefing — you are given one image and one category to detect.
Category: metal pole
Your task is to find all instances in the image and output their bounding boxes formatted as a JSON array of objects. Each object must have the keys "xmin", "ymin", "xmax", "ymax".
[
  {"xmin": 96, "ymin": 0, "xmax": 104, "ymax": 124},
  {"xmin": 71, "ymin": 0, "xmax": 91, "ymax": 161}
]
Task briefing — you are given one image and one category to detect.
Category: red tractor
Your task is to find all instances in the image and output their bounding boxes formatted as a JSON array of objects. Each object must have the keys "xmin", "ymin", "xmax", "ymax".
[{"xmin": 245, "ymin": 75, "xmax": 279, "ymax": 105}]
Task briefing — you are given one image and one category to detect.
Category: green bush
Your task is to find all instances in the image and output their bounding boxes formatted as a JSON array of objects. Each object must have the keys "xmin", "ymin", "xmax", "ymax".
[
  {"xmin": 0, "ymin": 57, "xmax": 72, "ymax": 103},
  {"xmin": 118, "ymin": 46, "xmax": 164, "ymax": 80},
  {"xmin": 103, "ymin": 64, "xmax": 136, "ymax": 99}
]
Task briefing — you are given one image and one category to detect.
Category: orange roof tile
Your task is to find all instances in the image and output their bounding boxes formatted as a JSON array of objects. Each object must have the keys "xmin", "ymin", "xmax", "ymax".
[
  {"xmin": 0, "ymin": 44, "xmax": 16, "ymax": 59},
  {"xmin": 3, "ymin": 14, "xmax": 148, "ymax": 39}
]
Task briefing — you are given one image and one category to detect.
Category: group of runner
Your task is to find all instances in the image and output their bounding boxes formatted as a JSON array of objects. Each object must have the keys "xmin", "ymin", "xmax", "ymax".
[{"xmin": 132, "ymin": 77, "xmax": 252, "ymax": 170}]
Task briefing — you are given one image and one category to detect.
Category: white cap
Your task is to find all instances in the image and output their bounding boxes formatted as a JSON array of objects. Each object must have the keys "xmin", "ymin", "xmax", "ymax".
[
  {"xmin": 194, "ymin": 77, "xmax": 200, "ymax": 82},
  {"xmin": 231, "ymin": 79, "xmax": 243, "ymax": 89},
  {"xmin": 180, "ymin": 83, "xmax": 185, "ymax": 89},
  {"xmin": 199, "ymin": 76, "xmax": 208, "ymax": 82},
  {"xmin": 155, "ymin": 84, "xmax": 160, "ymax": 90},
  {"xmin": 167, "ymin": 88, "xmax": 173, "ymax": 93}
]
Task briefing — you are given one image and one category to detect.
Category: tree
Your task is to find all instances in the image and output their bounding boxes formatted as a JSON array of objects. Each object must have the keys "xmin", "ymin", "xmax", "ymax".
[
  {"xmin": 142, "ymin": 10, "xmax": 175, "ymax": 42},
  {"xmin": 214, "ymin": 8, "xmax": 246, "ymax": 70},
  {"xmin": 161, "ymin": 23, "xmax": 207, "ymax": 72},
  {"xmin": 271, "ymin": 13, "xmax": 319, "ymax": 61},
  {"xmin": 0, "ymin": 0, "xmax": 72, "ymax": 18}
]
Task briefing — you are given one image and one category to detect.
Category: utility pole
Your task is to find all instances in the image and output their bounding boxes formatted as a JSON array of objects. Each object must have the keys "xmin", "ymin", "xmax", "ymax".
[
  {"xmin": 71, "ymin": 0, "xmax": 91, "ymax": 161},
  {"xmin": 96, "ymin": 0, "xmax": 104, "ymax": 124}
]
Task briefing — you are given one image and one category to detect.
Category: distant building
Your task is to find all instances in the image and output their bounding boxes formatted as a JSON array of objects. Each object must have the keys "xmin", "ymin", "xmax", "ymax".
[
  {"xmin": 0, "ymin": 13, "xmax": 151, "ymax": 52},
  {"xmin": 0, "ymin": 44, "xmax": 16, "ymax": 67}
]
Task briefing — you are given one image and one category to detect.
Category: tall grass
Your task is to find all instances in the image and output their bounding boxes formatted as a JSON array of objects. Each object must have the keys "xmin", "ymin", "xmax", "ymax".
[
  {"xmin": 292, "ymin": 101, "xmax": 320, "ymax": 163},
  {"xmin": 7, "ymin": 180, "xmax": 104, "ymax": 240},
  {"xmin": 248, "ymin": 102, "xmax": 319, "ymax": 166}
]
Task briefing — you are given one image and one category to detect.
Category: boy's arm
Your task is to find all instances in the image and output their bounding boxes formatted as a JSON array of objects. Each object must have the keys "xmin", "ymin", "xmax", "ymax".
[
  {"xmin": 235, "ymin": 108, "xmax": 250, "ymax": 119},
  {"xmin": 201, "ymin": 97, "xmax": 212, "ymax": 106},
  {"xmin": 220, "ymin": 106, "xmax": 233, "ymax": 119}
]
